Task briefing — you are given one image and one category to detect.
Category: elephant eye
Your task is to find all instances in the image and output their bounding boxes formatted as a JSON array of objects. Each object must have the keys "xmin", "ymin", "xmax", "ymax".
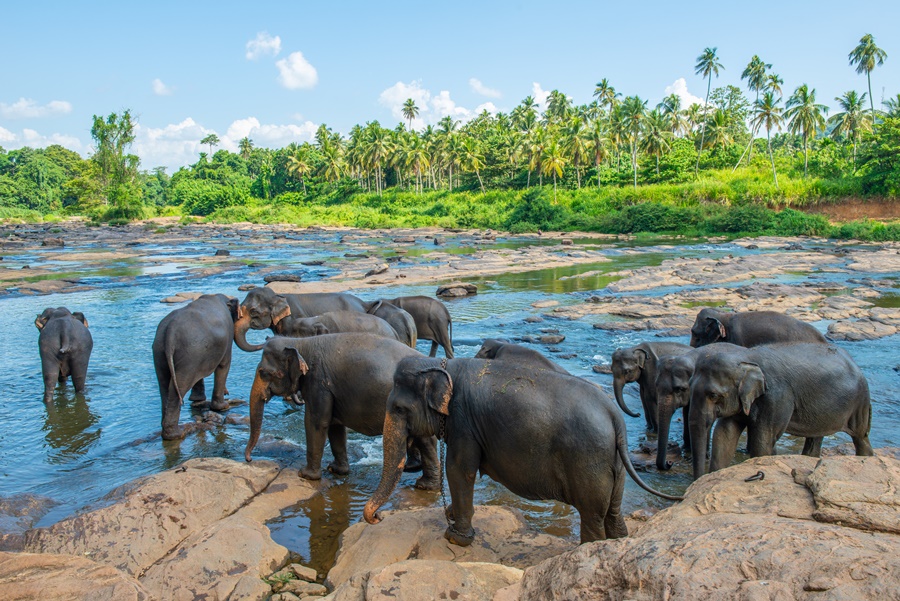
[{"xmin": 674, "ymin": 385, "xmax": 687, "ymax": 393}]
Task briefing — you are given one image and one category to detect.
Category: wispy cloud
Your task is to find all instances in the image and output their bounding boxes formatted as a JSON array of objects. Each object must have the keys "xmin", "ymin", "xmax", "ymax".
[
  {"xmin": 276, "ymin": 52, "xmax": 318, "ymax": 89},
  {"xmin": 0, "ymin": 98, "xmax": 73, "ymax": 119},
  {"xmin": 152, "ymin": 78, "xmax": 174, "ymax": 96},
  {"xmin": 245, "ymin": 31, "xmax": 282, "ymax": 60},
  {"xmin": 469, "ymin": 78, "xmax": 501, "ymax": 99}
]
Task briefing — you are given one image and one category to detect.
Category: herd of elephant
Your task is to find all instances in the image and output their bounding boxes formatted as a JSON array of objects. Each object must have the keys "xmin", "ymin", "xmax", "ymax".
[{"xmin": 34, "ymin": 291, "xmax": 874, "ymax": 546}]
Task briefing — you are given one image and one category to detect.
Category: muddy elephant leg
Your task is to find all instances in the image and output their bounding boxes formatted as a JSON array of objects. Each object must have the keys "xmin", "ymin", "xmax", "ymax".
[
  {"xmin": 444, "ymin": 444, "xmax": 480, "ymax": 546},
  {"xmin": 189, "ymin": 379, "xmax": 207, "ymax": 404},
  {"xmin": 209, "ymin": 349, "xmax": 231, "ymax": 412},
  {"xmin": 327, "ymin": 424, "xmax": 350, "ymax": 475},
  {"xmin": 801, "ymin": 437, "xmax": 823, "ymax": 457},
  {"xmin": 412, "ymin": 436, "xmax": 440, "ymax": 491},
  {"xmin": 708, "ymin": 418, "xmax": 745, "ymax": 473}
]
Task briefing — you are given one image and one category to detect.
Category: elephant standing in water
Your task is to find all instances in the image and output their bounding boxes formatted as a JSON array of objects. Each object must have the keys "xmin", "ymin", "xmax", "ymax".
[
  {"xmin": 245, "ymin": 334, "xmax": 439, "ymax": 490},
  {"xmin": 153, "ymin": 294, "xmax": 240, "ymax": 440},
  {"xmin": 35, "ymin": 307, "xmax": 93, "ymax": 402},
  {"xmin": 475, "ymin": 339, "xmax": 569, "ymax": 374},
  {"xmin": 384, "ymin": 296, "xmax": 454, "ymax": 358},
  {"xmin": 610, "ymin": 342, "xmax": 692, "ymax": 431},
  {"xmin": 689, "ymin": 342, "xmax": 873, "ymax": 480},
  {"xmin": 234, "ymin": 287, "xmax": 368, "ymax": 352},
  {"xmin": 364, "ymin": 357, "xmax": 682, "ymax": 546},
  {"xmin": 689, "ymin": 308, "xmax": 826, "ymax": 348},
  {"xmin": 278, "ymin": 310, "xmax": 399, "ymax": 340},
  {"xmin": 363, "ymin": 300, "xmax": 417, "ymax": 349}
]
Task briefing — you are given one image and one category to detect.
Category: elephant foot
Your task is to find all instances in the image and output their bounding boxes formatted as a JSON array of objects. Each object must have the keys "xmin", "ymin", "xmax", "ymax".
[
  {"xmin": 161, "ymin": 425, "xmax": 185, "ymax": 441},
  {"xmin": 189, "ymin": 394, "xmax": 207, "ymax": 403},
  {"xmin": 404, "ymin": 448, "xmax": 424, "ymax": 473},
  {"xmin": 327, "ymin": 462, "xmax": 350, "ymax": 476},
  {"xmin": 209, "ymin": 399, "xmax": 229, "ymax": 412},
  {"xmin": 414, "ymin": 474, "xmax": 441, "ymax": 491},
  {"xmin": 299, "ymin": 466, "xmax": 323, "ymax": 481},
  {"xmin": 444, "ymin": 525, "xmax": 475, "ymax": 547}
]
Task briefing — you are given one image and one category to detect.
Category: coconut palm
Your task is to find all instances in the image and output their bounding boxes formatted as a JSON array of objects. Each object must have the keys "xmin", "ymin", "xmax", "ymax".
[
  {"xmin": 785, "ymin": 84, "xmax": 828, "ymax": 176},
  {"xmin": 200, "ymin": 133, "xmax": 220, "ymax": 157},
  {"xmin": 586, "ymin": 119, "xmax": 610, "ymax": 187},
  {"xmin": 541, "ymin": 138, "xmax": 566, "ymax": 202},
  {"xmin": 593, "ymin": 79, "xmax": 620, "ymax": 114},
  {"xmin": 402, "ymin": 98, "xmax": 420, "ymax": 131},
  {"xmin": 319, "ymin": 144, "xmax": 344, "ymax": 183},
  {"xmin": 286, "ymin": 145, "xmax": 312, "ymax": 193},
  {"xmin": 694, "ymin": 47, "xmax": 724, "ymax": 174},
  {"xmin": 525, "ymin": 126, "xmax": 549, "ymax": 187},
  {"xmin": 562, "ymin": 116, "xmax": 589, "ymax": 188},
  {"xmin": 703, "ymin": 109, "xmax": 734, "ymax": 151},
  {"xmin": 751, "ymin": 90, "xmax": 784, "ymax": 188},
  {"xmin": 658, "ymin": 94, "xmax": 687, "ymax": 136},
  {"xmin": 238, "ymin": 137, "xmax": 254, "ymax": 160},
  {"xmin": 545, "ymin": 90, "xmax": 572, "ymax": 124},
  {"xmin": 735, "ymin": 55, "xmax": 771, "ymax": 168},
  {"xmin": 641, "ymin": 109, "xmax": 673, "ymax": 176},
  {"xmin": 460, "ymin": 136, "xmax": 486, "ymax": 193},
  {"xmin": 765, "ymin": 73, "xmax": 784, "ymax": 97},
  {"xmin": 849, "ymin": 34, "xmax": 888, "ymax": 122},
  {"xmin": 364, "ymin": 123, "xmax": 392, "ymax": 195},
  {"xmin": 884, "ymin": 93, "xmax": 900, "ymax": 118},
  {"xmin": 620, "ymin": 95, "xmax": 647, "ymax": 187},
  {"xmin": 828, "ymin": 90, "xmax": 873, "ymax": 169}
]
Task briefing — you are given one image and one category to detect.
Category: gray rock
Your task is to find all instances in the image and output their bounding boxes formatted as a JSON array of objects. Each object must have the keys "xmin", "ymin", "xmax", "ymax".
[
  {"xmin": 214, "ymin": 249, "xmax": 230, "ymax": 256},
  {"xmin": 264, "ymin": 273, "xmax": 304, "ymax": 283},
  {"xmin": 365, "ymin": 264, "xmax": 389, "ymax": 277}
]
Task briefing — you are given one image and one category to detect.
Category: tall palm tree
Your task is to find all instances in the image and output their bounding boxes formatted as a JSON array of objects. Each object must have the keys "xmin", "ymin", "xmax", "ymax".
[
  {"xmin": 703, "ymin": 109, "xmax": 734, "ymax": 151},
  {"xmin": 526, "ymin": 125, "xmax": 549, "ymax": 187},
  {"xmin": 884, "ymin": 93, "xmax": 900, "ymax": 118},
  {"xmin": 562, "ymin": 116, "xmax": 589, "ymax": 188},
  {"xmin": 694, "ymin": 47, "xmax": 724, "ymax": 174},
  {"xmin": 586, "ymin": 119, "xmax": 609, "ymax": 188},
  {"xmin": 541, "ymin": 138, "xmax": 566, "ymax": 202},
  {"xmin": 286, "ymin": 145, "xmax": 312, "ymax": 193},
  {"xmin": 402, "ymin": 98, "xmax": 420, "ymax": 131},
  {"xmin": 363, "ymin": 122, "xmax": 392, "ymax": 195},
  {"xmin": 735, "ymin": 55, "xmax": 771, "ymax": 168},
  {"xmin": 828, "ymin": 90, "xmax": 873, "ymax": 169},
  {"xmin": 785, "ymin": 84, "xmax": 828, "ymax": 176},
  {"xmin": 319, "ymin": 144, "xmax": 344, "ymax": 183},
  {"xmin": 592, "ymin": 79, "xmax": 620, "ymax": 114},
  {"xmin": 620, "ymin": 95, "xmax": 647, "ymax": 188},
  {"xmin": 238, "ymin": 137, "xmax": 254, "ymax": 160},
  {"xmin": 848, "ymin": 34, "xmax": 888, "ymax": 122},
  {"xmin": 545, "ymin": 90, "xmax": 571, "ymax": 123},
  {"xmin": 658, "ymin": 94, "xmax": 687, "ymax": 136},
  {"xmin": 765, "ymin": 73, "xmax": 784, "ymax": 97},
  {"xmin": 641, "ymin": 109, "xmax": 673, "ymax": 176},
  {"xmin": 751, "ymin": 90, "xmax": 784, "ymax": 188}
]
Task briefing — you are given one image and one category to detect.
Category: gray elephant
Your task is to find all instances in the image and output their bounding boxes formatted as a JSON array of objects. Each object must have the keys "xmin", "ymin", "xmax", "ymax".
[
  {"xmin": 363, "ymin": 357, "xmax": 682, "ymax": 546},
  {"xmin": 35, "ymin": 307, "xmax": 93, "ymax": 402},
  {"xmin": 153, "ymin": 294, "xmax": 240, "ymax": 440},
  {"xmin": 278, "ymin": 310, "xmax": 399, "ymax": 340},
  {"xmin": 475, "ymin": 339, "xmax": 568, "ymax": 374},
  {"xmin": 689, "ymin": 342, "xmax": 874, "ymax": 480},
  {"xmin": 611, "ymin": 342, "xmax": 693, "ymax": 432},
  {"xmin": 234, "ymin": 287, "xmax": 368, "ymax": 351},
  {"xmin": 385, "ymin": 296, "xmax": 454, "ymax": 358},
  {"xmin": 364, "ymin": 300, "xmax": 417, "ymax": 349},
  {"xmin": 689, "ymin": 307, "xmax": 826, "ymax": 348},
  {"xmin": 245, "ymin": 333, "xmax": 439, "ymax": 490}
]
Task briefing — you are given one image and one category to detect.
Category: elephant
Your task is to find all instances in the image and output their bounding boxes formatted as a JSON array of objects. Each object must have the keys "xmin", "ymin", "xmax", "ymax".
[
  {"xmin": 363, "ymin": 300, "xmax": 417, "ymax": 349},
  {"xmin": 153, "ymin": 294, "xmax": 240, "ymax": 440},
  {"xmin": 474, "ymin": 339, "xmax": 569, "ymax": 374},
  {"xmin": 689, "ymin": 307, "xmax": 826, "ymax": 348},
  {"xmin": 689, "ymin": 342, "xmax": 874, "ymax": 480},
  {"xmin": 278, "ymin": 310, "xmax": 399, "ymax": 341},
  {"xmin": 245, "ymin": 333, "xmax": 440, "ymax": 490},
  {"xmin": 363, "ymin": 357, "xmax": 682, "ymax": 546},
  {"xmin": 610, "ymin": 342, "xmax": 693, "ymax": 432},
  {"xmin": 35, "ymin": 307, "xmax": 93, "ymax": 402},
  {"xmin": 234, "ymin": 287, "xmax": 368, "ymax": 351},
  {"xmin": 384, "ymin": 296, "xmax": 454, "ymax": 358}
]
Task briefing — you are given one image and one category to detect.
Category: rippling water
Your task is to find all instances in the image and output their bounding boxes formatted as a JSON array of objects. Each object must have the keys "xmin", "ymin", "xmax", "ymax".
[{"xmin": 1, "ymin": 231, "xmax": 897, "ymax": 576}]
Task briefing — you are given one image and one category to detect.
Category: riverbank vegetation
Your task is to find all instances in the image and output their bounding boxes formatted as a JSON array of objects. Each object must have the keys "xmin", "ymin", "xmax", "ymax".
[{"xmin": 2, "ymin": 37, "xmax": 897, "ymax": 239}]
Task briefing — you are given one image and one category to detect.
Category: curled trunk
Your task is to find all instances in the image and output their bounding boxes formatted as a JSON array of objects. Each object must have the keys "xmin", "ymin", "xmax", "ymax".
[
  {"xmin": 234, "ymin": 310, "xmax": 264, "ymax": 352},
  {"xmin": 613, "ymin": 376, "xmax": 640, "ymax": 418},
  {"xmin": 244, "ymin": 372, "xmax": 270, "ymax": 462},
  {"xmin": 363, "ymin": 413, "xmax": 408, "ymax": 524}
]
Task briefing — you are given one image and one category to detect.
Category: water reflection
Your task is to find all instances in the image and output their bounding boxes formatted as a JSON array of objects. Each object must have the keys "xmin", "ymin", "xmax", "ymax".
[{"xmin": 42, "ymin": 392, "xmax": 100, "ymax": 463}]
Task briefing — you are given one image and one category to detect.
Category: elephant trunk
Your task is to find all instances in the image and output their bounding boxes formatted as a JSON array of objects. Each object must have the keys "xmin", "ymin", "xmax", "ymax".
[
  {"xmin": 613, "ymin": 376, "xmax": 640, "ymax": 418},
  {"xmin": 656, "ymin": 395, "xmax": 675, "ymax": 471},
  {"xmin": 244, "ymin": 371, "xmax": 270, "ymax": 462},
  {"xmin": 234, "ymin": 309, "xmax": 264, "ymax": 352},
  {"xmin": 690, "ymin": 409, "xmax": 711, "ymax": 480},
  {"xmin": 363, "ymin": 412, "xmax": 408, "ymax": 524}
]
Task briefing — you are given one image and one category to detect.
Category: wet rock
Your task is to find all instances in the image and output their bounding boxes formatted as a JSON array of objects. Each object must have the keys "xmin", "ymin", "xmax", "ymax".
[
  {"xmin": 392, "ymin": 237, "xmax": 416, "ymax": 244},
  {"xmin": 524, "ymin": 316, "xmax": 544, "ymax": 323},
  {"xmin": 518, "ymin": 454, "xmax": 900, "ymax": 601},
  {"xmin": 226, "ymin": 414, "xmax": 250, "ymax": 426},
  {"xmin": 214, "ymin": 249, "xmax": 230, "ymax": 257},
  {"xmin": 238, "ymin": 284, "xmax": 257, "ymax": 291},
  {"xmin": 41, "ymin": 237, "xmax": 65, "ymax": 247},
  {"xmin": 592, "ymin": 364, "xmax": 612, "ymax": 374},
  {"xmin": 531, "ymin": 300, "xmax": 559, "ymax": 309},
  {"xmin": 365, "ymin": 264, "xmax": 389, "ymax": 277},
  {"xmin": 436, "ymin": 282, "xmax": 477, "ymax": 298},
  {"xmin": 265, "ymin": 273, "xmax": 304, "ymax": 283},
  {"xmin": 160, "ymin": 291, "xmax": 203, "ymax": 304},
  {"xmin": 325, "ymin": 506, "xmax": 572, "ymax": 590},
  {"xmin": 827, "ymin": 318, "xmax": 898, "ymax": 341},
  {"xmin": 301, "ymin": 260, "xmax": 325, "ymax": 266},
  {"xmin": 433, "ymin": 236, "xmax": 444, "ymax": 245},
  {"xmin": 0, "ymin": 494, "xmax": 56, "ymax": 536},
  {"xmin": 539, "ymin": 335, "xmax": 565, "ymax": 344},
  {"xmin": 0, "ymin": 551, "xmax": 150, "ymax": 601}
]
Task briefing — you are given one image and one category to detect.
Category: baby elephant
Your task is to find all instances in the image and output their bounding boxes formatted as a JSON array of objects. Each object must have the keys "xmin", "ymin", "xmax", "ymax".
[
  {"xmin": 475, "ymin": 339, "xmax": 569, "ymax": 374},
  {"xmin": 689, "ymin": 342, "xmax": 874, "ymax": 480},
  {"xmin": 611, "ymin": 342, "xmax": 693, "ymax": 431},
  {"xmin": 35, "ymin": 307, "xmax": 93, "ymax": 402},
  {"xmin": 278, "ymin": 311, "xmax": 399, "ymax": 340}
]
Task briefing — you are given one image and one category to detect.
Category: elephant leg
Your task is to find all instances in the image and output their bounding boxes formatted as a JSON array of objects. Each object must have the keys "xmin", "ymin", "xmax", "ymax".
[
  {"xmin": 41, "ymin": 361, "xmax": 60, "ymax": 402},
  {"xmin": 161, "ymin": 381, "xmax": 185, "ymax": 440},
  {"xmin": 327, "ymin": 425, "xmax": 350, "ymax": 475},
  {"xmin": 301, "ymin": 394, "xmax": 332, "ymax": 480},
  {"xmin": 602, "ymin": 463, "xmax": 628, "ymax": 541},
  {"xmin": 639, "ymin": 387, "xmax": 657, "ymax": 433},
  {"xmin": 189, "ymin": 379, "xmax": 207, "ymax": 404},
  {"xmin": 403, "ymin": 443, "xmax": 424, "ymax": 473},
  {"xmin": 70, "ymin": 356, "xmax": 89, "ymax": 394},
  {"xmin": 429, "ymin": 341, "xmax": 438, "ymax": 357},
  {"xmin": 709, "ymin": 418, "xmax": 745, "ymax": 473},
  {"xmin": 681, "ymin": 405, "xmax": 691, "ymax": 452},
  {"xmin": 412, "ymin": 436, "xmax": 440, "ymax": 491},
  {"xmin": 801, "ymin": 437, "xmax": 823, "ymax": 457},
  {"xmin": 444, "ymin": 444, "xmax": 480, "ymax": 547},
  {"xmin": 209, "ymin": 349, "xmax": 231, "ymax": 412},
  {"xmin": 746, "ymin": 423, "xmax": 780, "ymax": 459},
  {"xmin": 848, "ymin": 401, "xmax": 875, "ymax": 456}
]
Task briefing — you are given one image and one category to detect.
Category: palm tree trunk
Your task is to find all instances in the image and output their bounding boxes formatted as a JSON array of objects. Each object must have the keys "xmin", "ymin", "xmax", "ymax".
[
  {"xmin": 632, "ymin": 144, "xmax": 638, "ymax": 188},
  {"xmin": 695, "ymin": 77, "xmax": 712, "ymax": 175},
  {"xmin": 656, "ymin": 152, "xmax": 660, "ymax": 176},
  {"xmin": 868, "ymin": 72, "xmax": 876, "ymax": 124},
  {"xmin": 767, "ymin": 128, "xmax": 778, "ymax": 189},
  {"xmin": 553, "ymin": 173, "xmax": 557, "ymax": 202},
  {"xmin": 803, "ymin": 133, "xmax": 809, "ymax": 177},
  {"xmin": 477, "ymin": 171, "xmax": 485, "ymax": 194}
]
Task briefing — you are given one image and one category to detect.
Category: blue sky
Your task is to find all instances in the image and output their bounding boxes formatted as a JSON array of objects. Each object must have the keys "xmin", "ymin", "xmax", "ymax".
[{"xmin": 1, "ymin": 1, "xmax": 897, "ymax": 171}]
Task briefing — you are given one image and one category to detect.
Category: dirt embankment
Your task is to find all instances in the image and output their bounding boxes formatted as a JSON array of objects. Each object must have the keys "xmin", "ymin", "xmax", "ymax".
[{"xmin": 804, "ymin": 198, "xmax": 900, "ymax": 221}]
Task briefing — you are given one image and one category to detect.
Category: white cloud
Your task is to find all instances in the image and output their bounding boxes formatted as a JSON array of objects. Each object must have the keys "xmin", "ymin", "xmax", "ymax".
[
  {"xmin": 0, "ymin": 127, "xmax": 86, "ymax": 154},
  {"xmin": 664, "ymin": 78, "xmax": 705, "ymax": 107},
  {"xmin": 245, "ymin": 31, "xmax": 282, "ymax": 60},
  {"xmin": 474, "ymin": 102, "xmax": 499, "ymax": 115},
  {"xmin": 531, "ymin": 83, "xmax": 550, "ymax": 112},
  {"xmin": 379, "ymin": 81, "xmax": 496, "ymax": 129},
  {"xmin": 0, "ymin": 98, "xmax": 73, "ymax": 119},
  {"xmin": 276, "ymin": 52, "xmax": 318, "ymax": 89},
  {"xmin": 431, "ymin": 90, "xmax": 471, "ymax": 120},
  {"xmin": 0, "ymin": 126, "xmax": 15, "ymax": 143},
  {"xmin": 152, "ymin": 78, "xmax": 174, "ymax": 96},
  {"xmin": 469, "ymin": 78, "xmax": 501, "ymax": 99}
]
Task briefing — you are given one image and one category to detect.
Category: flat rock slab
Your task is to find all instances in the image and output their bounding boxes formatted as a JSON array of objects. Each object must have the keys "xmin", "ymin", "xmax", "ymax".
[
  {"xmin": 0, "ymin": 551, "xmax": 150, "ymax": 601},
  {"xmin": 437, "ymin": 282, "xmax": 478, "ymax": 298}
]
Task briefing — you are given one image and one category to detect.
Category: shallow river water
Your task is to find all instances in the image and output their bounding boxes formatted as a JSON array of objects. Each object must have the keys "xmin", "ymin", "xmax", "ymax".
[{"xmin": 0, "ymin": 230, "xmax": 897, "ymax": 576}]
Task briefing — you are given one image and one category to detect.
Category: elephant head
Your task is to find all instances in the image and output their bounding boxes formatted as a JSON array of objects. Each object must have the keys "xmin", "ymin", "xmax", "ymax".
[
  {"xmin": 35, "ymin": 307, "xmax": 82, "ymax": 330},
  {"xmin": 364, "ymin": 357, "xmax": 451, "ymax": 524},
  {"xmin": 245, "ymin": 339, "xmax": 309, "ymax": 462},
  {"xmin": 234, "ymin": 288, "xmax": 292, "ymax": 352},
  {"xmin": 689, "ymin": 308, "xmax": 728, "ymax": 347},
  {"xmin": 474, "ymin": 339, "xmax": 508, "ymax": 359},
  {"xmin": 688, "ymin": 352, "xmax": 766, "ymax": 479},
  {"xmin": 654, "ymin": 353, "xmax": 696, "ymax": 471},
  {"xmin": 610, "ymin": 346, "xmax": 646, "ymax": 418},
  {"xmin": 279, "ymin": 316, "xmax": 329, "ymax": 338}
]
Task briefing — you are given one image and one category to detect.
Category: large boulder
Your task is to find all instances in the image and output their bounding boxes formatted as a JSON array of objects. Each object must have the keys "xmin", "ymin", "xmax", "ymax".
[
  {"xmin": 0, "ymin": 551, "xmax": 149, "ymax": 601},
  {"xmin": 325, "ymin": 506, "xmax": 573, "ymax": 590},
  {"xmin": 517, "ymin": 454, "xmax": 900, "ymax": 600}
]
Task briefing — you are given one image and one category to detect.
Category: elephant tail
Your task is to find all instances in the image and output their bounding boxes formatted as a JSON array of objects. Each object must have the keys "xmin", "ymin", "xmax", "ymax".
[
  {"xmin": 57, "ymin": 329, "xmax": 70, "ymax": 357},
  {"xmin": 615, "ymin": 420, "xmax": 684, "ymax": 502},
  {"xmin": 165, "ymin": 328, "xmax": 184, "ymax": 401}
]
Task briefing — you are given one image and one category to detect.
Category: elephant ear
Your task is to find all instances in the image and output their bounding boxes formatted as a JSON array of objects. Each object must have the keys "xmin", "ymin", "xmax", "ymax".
[
  {"xmin": 419, "ymin": 366, "xmax": 453, "ymax": 416},
  {"xmin": 706, "ymin": 317, "xmax": 726, "ymax": 341},
  {"xmin": 366, "ymin": 300, "xmax": 383, "ymax": 315},
  {"xmin": 283, "ymin": 346, "xmax": 309, "ymax": 389},
  {"xmin": 634, "ymin": 348, "xmax": 647, "ymax": 369},
  {"xmin": 34, "ymin": 315, "xmax": 48, "ymax": 330},
  {"xmin": 272, "ymin": 295, "xmax": 292, "ymax": 326},
  {"xmin": 226, "ymin": 298, "xmax": 240, "ymax": 322},
  {"xmin": 72, "ymin": 312, "xmax": 89, "ymax": 328},
  {"xmin": 737, "ymin": 362, "xmax": 766, "ymax": 416}
]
